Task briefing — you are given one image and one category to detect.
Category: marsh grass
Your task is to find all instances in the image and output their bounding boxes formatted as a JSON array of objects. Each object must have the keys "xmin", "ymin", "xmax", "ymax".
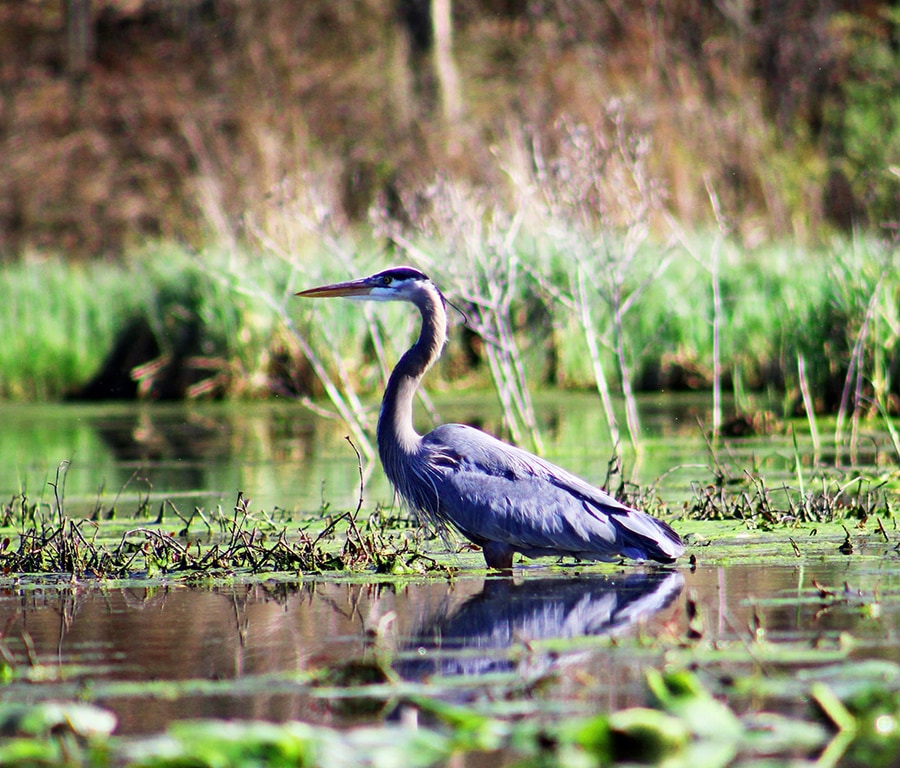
[
  {"xmin": 2, "ymin": 174, "xmax": 898, "ymax": 468},
  {"xmin": 1, "ymin": 441, "xmax": 896, "ymax": 577},
  {"xmin": 0, "ymin": 478, "xmax": 439, "ymax": 578},
  {"xmin": 0, "ymin": 258, "xmax": 152, "ymax": 400}
]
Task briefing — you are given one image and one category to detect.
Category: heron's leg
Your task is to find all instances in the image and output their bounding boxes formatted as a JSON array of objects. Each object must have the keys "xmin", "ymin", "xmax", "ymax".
[{"xmin": 481, "ymin": 541, "xmax": 515, "ymax": 571}]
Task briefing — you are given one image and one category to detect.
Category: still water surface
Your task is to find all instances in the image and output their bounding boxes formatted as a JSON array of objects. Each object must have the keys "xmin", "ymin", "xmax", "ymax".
[
  {"xmin": 1, "ymin": 393, "xmax": 897, "ymax": 747},
  {"xmin": 0, "ymin": 560, "xmax": 897, "ymax": 736},
  {"xmin": 0, "ymin": 392, "xmax": 802, "ymax": 517}
]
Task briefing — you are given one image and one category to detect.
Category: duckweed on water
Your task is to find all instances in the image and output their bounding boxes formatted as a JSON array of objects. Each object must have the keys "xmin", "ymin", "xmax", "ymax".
[
  {"xmin": 2, "ymin": 451, "xmax": 898, "ymax": 577},
  {"xmin": 2, "ymin": 467, "xmax": 900, "ymax": 766},
  {"xmin": 0, "ymin": 489, "xmax": 446, "ymax": 579}
]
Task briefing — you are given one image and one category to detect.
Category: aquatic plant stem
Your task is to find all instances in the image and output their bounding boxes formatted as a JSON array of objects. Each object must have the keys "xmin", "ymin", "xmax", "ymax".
[
  {"xmin": 576, "ymin": 267, "xmax": 621, "ymax": 449},
  {"xmin": 791, "ymin": 427, "xmax": 807, "ymax": 518},
  {"xmin": 797, "ymin": 353, "xmax": 821, "ymax": 459},
  {"xmin": 613, "ymin": 303, "xmax": 641, "ymax": 454},
  {"xmin": 835, "ymin": 275, "xmax": 883, "ymax": 462},
  {"xmin": 698, "ymin": 176, "xmax": 728, "ymax": 439},
  {"xmin": 872, "ymin": 396, "xmax": 900, "ymax": 462}
]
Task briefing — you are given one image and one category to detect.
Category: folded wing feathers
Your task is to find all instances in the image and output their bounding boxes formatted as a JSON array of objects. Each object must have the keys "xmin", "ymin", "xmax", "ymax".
[{"xmin": 422, "ymin": 426, "xmax": 684, "ymax": 563}]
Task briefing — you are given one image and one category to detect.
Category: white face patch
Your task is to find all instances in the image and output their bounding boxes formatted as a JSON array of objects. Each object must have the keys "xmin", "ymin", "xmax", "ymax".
[
  {"xmin": 357, "ymin": 279, "xmax": 427, "ymax": 302},
  {"xmin": 350, "ymin": 285, "xmax": 406, "ymax": 302}
]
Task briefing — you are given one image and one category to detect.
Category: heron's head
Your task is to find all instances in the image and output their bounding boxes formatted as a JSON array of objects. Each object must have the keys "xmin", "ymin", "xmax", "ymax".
[{"xmin": 296, "ymin": 266, "xmax": 435, "ymax": 303}]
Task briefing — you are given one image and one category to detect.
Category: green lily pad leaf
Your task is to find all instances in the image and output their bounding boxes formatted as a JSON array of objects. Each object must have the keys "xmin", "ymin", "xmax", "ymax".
[
  {"xmin": 0, "ymin": 738, "xmax": 64, "ymax": 764},
  {"xmin": 608, "ymin": 707, "xmax": 689, "ymax": 764},
  {"xmin": 647, "ymin": 669, "xmax": 743, "ymax": 742},
  {"xmin": 740, "ymin": 711, "xmax": 829, "ymax": 755},
  {"xmin": 0, "ymin": 701, "xmax": 116, "ymax": 739}
]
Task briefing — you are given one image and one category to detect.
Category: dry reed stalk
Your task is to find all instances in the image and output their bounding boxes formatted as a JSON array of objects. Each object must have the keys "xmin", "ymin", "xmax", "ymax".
[
  {"xmin": 387, "ymin": 186, "xmax": 546, "ymax": 455},
  {"xmin": 835, "ymin": 276, "xmax": 883, "ymax": 463},
  {"xmin": 797, "ymin": 353, "xmax": 822, "ymax": 459},
  {"xmin": 704, "ymin": 176, "xmax": 726, "ymax": 440},
  {"xmin": 576, "ymin": 267, "xmax": 621, "ymax": 448}
]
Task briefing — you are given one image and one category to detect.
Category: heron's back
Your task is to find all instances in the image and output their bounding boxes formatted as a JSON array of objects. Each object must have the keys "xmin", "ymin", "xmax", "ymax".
[{"xmin": 408, "ymin": 424, "xmax": 683, "ymax": 564}]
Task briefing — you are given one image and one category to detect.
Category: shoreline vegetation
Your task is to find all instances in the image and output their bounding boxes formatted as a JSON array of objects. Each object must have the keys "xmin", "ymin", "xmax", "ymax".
[
  {"xmin": 3, "ymin": 2, "xmax": 899, "ymax": 453},
  {"xmin": 3, "ymin": 223, "xmax": 898, "ymax": 449},
  {"xmin": 2, "ymin": 4, "xmax": 899, "ymax": 519}
]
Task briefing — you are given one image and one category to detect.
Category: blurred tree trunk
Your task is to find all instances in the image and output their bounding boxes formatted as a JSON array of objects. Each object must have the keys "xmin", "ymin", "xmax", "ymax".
[
  {"xmin": 66, "ymin": 0, "xmax": 93, "ymax": 119},
  {"xmin": 398, "ymin": 0, "xmax": 462, "ymax": 122},
  {"xmin": 432, "ymin": 0, "xmax": 461, "ymax": 122},
  {"xmin": 66, "ymin": 0, "xmax": 93, "ymax": 81}
]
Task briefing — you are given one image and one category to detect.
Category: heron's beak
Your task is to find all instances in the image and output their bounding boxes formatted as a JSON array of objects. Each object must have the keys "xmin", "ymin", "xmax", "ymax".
[{"xmin": 295, "ymin": 278, "xmax": 372, "ymax": 299}]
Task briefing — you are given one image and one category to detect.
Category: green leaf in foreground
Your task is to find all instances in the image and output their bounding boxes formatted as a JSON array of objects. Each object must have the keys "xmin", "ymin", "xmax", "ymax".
[
  {"xmin": 0, "ymin": 701, "xmax": 117, "ymax": 739},
  {"xmin": 124, "ymin": 719, "xmax": 451, "ymax": 768}
]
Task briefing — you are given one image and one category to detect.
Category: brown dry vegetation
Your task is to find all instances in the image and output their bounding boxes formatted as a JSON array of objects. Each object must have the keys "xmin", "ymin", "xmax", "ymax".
[{"xmin": 1, "ymin": 0, "xmax": 896, "ymax": 260}]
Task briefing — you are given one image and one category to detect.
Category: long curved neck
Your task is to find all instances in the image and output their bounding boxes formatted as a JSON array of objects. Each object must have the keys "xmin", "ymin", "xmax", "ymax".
[{"xmin": 376, "ymin": 285, "xmax": 447, "ymax": 467}]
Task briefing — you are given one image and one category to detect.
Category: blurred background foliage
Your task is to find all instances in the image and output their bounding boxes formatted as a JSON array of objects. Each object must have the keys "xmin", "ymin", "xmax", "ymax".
[
  {"xmin": 1, "ymin": 0, "xmax": 898, "ymax": 422},
  {"xmin": 0, "ymin": 0, "xmax": 898, "ymax": 260}
]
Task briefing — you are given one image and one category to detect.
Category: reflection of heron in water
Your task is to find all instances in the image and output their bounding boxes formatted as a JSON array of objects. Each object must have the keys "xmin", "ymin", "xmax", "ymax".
[
  {"xmin": 298, "ymin": 268, "xmax": 684, "ymax": 570},
  {"xmin": 396, "ymin": 570, "xmax": 684, "ymax": 682}
]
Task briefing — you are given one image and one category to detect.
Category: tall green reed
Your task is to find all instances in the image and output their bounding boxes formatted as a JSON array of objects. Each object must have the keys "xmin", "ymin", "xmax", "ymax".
[
  {"xmin": 0, "ymin": 257, "xmax": 150, "ymax": 399},
  {"xmin": 2, "ymin": 114, "xmax": 898, "ymax": 478}
]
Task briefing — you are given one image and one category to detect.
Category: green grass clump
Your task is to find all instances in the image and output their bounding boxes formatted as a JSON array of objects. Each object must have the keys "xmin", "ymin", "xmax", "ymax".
[
  {"xmin": 0, "ymin": 258, "xmax": 149, "ymax": 399},
  {"xmin": 1, "ymin": 229, "xmax": 898, "ymax": 438},
  {"xmin": 0, "ymin": 246, "xmax": 308, "ymax": 400}
]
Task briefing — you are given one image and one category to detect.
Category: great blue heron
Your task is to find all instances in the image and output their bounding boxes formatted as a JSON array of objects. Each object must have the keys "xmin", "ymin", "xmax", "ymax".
[{"xmin": 297, "ymin": 266, "xmax": 684, "ymax": 570}]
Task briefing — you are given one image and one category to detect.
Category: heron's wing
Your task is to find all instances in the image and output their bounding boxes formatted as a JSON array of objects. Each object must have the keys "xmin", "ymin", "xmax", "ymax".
[{"xmin": 421, "ymin": 424, "xmax": 682, "ymax": 562}]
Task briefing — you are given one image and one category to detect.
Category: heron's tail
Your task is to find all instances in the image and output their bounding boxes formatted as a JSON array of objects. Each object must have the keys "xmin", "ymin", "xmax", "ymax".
[{"xmin": 615, "ymin": 512, "xmax": 685, "ymax": 564}]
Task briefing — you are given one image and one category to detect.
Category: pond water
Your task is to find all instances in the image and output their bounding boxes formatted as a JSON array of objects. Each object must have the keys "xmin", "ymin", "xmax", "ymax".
[
  {"xmin": 1, "ymin": 560, "xmax": 897, "ymax": 737},
  {"xmin": 0, "ymin": 391, "xmax": 811, "ymax": 518},
  {"xmin": 1, "ymin": 393, "xmax": 899, "ymax": 763}
]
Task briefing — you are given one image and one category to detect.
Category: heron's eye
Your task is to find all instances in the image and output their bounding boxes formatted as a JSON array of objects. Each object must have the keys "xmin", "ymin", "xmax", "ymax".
[{"xmin": 382, "ymin": 276, "xmax": 392, "ymax": 285}]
